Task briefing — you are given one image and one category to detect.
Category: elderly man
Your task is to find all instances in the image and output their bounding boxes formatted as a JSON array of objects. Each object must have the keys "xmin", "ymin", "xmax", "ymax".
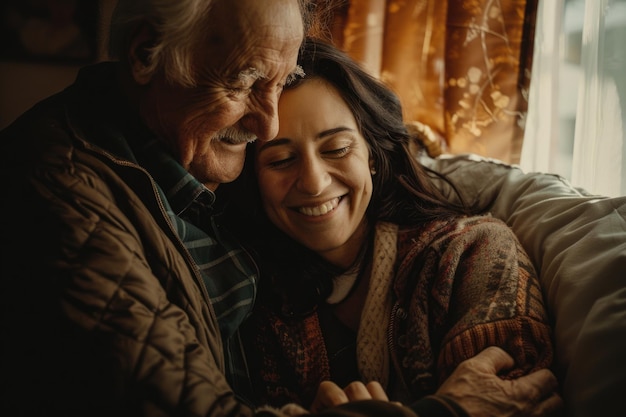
[{"xmin": 0, "ymin": 0, "xmax": 561, "ymax": 416}]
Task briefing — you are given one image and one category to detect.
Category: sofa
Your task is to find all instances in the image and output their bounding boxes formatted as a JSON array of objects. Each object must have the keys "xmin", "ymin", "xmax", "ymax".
[{"xmin": 420, "ymin": 152, "xmax": 626, "ymax": 417}]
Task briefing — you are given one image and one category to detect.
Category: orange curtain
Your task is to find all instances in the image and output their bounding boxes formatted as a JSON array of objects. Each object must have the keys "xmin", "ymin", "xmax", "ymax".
[{"xmin": 316, "ymin": 0, "xmax": 537, "ymax": 164}]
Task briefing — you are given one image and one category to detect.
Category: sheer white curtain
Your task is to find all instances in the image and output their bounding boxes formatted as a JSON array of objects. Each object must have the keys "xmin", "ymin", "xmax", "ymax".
[{"xmin": 521, "ymin": 0, "xmax": 626, "ymax": 197}]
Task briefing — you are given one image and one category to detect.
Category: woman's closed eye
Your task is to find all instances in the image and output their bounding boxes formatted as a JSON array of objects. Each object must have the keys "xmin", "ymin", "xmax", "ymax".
[
  {"xmin": 266, "ymin": 147, "xmax": 350, "ymax": 169},
  {"xmin": 267, "ymin": 158, "xmax": 293, "ymax": 169},
  {"xmin": 323, "ymin": 146, "xmax": 350, "ymax": 158},
  {"xmin": 264, "ymin": 152, "xmax": 296, "ymax": 169}
]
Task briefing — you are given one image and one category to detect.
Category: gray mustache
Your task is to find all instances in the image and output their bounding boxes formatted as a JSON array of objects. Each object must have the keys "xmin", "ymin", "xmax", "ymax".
[{"xmin": 215, "ymin": 127, "xmax": 256, "ymax": 144}]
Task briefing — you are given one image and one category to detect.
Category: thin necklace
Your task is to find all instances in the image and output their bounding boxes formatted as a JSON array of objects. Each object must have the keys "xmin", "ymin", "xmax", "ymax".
[{"xmin": 325, "ymin": 238, "xmax": 372, "ymax": 304}]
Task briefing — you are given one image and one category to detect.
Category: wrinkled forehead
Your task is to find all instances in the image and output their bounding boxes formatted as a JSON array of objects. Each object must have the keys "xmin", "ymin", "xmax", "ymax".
[
  {"xmin": 198, "ymin": 0, "xmax": 304, "ymax": 82},
  {"xmin": 209, "ymin": 0, "xmax": 304, "ymax": 44}
]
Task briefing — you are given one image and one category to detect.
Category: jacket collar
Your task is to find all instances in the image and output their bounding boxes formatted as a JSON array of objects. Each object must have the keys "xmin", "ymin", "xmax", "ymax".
[{"xmin": 65, "ymin": 62, "xmax": 216, "ymax": 214}]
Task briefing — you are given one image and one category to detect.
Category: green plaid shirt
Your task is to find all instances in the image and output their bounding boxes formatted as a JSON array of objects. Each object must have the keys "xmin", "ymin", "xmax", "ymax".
[
  {"xmin": 122, "ymin": 122, "xmax": 257, "ymax": 402},
  {"xmin": 134, "ymin": 137, "xmax": 258, "ymax": 337}
]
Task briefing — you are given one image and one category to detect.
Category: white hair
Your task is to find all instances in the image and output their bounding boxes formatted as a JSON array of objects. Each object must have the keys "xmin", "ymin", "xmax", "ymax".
[
  {"xmin": 109, "ymin": 0, "xmax": 215, "ymax": 87},
  {"xmin": 108, "ymin": 0, "xmax": 313, "ymax": 88}
]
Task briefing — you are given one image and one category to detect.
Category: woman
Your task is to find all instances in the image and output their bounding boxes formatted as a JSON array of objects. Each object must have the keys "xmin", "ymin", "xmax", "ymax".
[{"xmin": 222, "ymin": 37, "xmax": 553, "ymax": 409}]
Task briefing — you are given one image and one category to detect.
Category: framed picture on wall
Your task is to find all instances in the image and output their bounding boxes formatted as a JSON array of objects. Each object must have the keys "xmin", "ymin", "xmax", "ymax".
[{"xmin": 0, "ymin": 0, "xmax": 99, "ymax": 64}]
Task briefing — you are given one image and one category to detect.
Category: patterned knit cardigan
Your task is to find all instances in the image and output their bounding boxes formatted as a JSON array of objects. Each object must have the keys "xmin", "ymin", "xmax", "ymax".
[{"xmin": 244, "ymin": 216, "xmax": 554, "ymax": 408}]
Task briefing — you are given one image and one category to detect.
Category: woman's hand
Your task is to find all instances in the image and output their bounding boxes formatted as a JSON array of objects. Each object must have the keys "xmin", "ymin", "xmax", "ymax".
[{"xmin": 309, "ymin": 380, "xmax": 392, "ymax": 413}]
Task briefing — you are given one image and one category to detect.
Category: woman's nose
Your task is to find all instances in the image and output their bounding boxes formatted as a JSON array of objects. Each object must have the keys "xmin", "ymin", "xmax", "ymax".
[{"xmin": 296, "ymin": 157, "xmax": 331, "ymax": 196}]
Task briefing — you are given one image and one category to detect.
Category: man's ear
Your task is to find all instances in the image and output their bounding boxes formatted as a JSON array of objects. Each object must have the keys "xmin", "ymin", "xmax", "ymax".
[{"xmin": 128, "ymin": 21, "xmax": 157, "ymax": 85}]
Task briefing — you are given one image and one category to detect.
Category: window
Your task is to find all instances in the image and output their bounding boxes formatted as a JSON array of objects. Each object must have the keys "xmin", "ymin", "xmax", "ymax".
[{"xmin": 521, "ymin": 0, "xmax": 626, "ymax": 197}]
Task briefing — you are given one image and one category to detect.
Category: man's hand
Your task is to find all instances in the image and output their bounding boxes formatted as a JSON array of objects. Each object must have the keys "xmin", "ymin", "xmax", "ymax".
[
  {"xmin": 310, "ymin": 380, "xmax": 392, "ymax": 413},
  {"xmin": 437, "ymin": 346, "xmax": 563, "ymax": 417}
]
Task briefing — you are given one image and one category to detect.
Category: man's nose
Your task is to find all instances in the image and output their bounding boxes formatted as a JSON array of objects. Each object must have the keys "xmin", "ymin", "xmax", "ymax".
[{"xmin": 243, "ymin": 92, "xmax": 280, "ymax": 142}]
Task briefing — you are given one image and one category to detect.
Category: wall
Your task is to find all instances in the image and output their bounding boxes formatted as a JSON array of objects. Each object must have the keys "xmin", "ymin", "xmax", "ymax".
[
  {"xmin": 0, "ymin": 0, "xmax": 115, "ymax": 129},
  {"xmin": 0, "ymin": 62, "xmax": 81, "ymax": 129}
]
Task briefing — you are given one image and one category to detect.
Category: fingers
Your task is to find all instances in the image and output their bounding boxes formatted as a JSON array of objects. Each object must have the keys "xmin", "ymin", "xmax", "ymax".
[
  {"xmin": 520, "ymin": 368, "xmax": 560, "ymax": 400},
  {"xmin": 279, "ymin": 403, "xmax": 310, "ymax": 416},
  {"xmin": 343, "ymin": 381, "xmax": 389, "ymax": 401},
  {"xmin": 365, "ymin": 381, "xmax": 389, "ymax": 401},
  {"xmin": 363, "ymin": 381, "xmax": 403, "ymax": 407},
  {"xmin": 530, "ymin": 393, "xmax": 565, "ymax": 417},
  {"xmin": 310, "ymin": 381, "xmax": 348, "ymax": 413},
  {"xmin": 471, "ymin": 345, "xmax": 515, "ymax": 373},
  {"xmin": 309, "ymin": 380, "xmax": 391, "ymax": 413}
]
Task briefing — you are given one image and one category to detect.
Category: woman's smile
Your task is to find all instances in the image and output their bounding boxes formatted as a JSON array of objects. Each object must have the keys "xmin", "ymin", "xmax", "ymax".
[{"xmin": 295, "ymin": 196, "xmax": 342, "ymax": 217}]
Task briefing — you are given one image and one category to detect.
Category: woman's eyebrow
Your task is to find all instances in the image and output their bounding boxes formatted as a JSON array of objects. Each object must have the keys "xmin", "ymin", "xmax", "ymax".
[
  {"xmin": 258, "ymin": 137, "xmax": 291, "ymax": 153},
  {"xmin": 316, "ymin": 126, "xmax": 354, "ymax": 139}
]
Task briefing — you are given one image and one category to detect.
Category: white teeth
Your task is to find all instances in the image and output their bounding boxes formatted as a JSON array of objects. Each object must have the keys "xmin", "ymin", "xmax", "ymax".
[{"xmin": 298, "ymin": 197, "xmax": 340, "ymax": 216}]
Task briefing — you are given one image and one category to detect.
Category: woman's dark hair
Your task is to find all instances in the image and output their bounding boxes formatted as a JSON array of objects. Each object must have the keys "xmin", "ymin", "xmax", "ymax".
[
  {"xmin": 219, "ymin": 37, "xmax": 469, "ymax": 316},
  {"xmin": 286, "ymin": 38, "xmax": 468, "ymax": 225}
]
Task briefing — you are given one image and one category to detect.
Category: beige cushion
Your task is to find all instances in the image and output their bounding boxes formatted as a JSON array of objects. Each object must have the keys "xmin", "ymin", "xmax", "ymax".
[{"xmin": 421, "ymin": 153, "xmax": 626, "ymax": 417}]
